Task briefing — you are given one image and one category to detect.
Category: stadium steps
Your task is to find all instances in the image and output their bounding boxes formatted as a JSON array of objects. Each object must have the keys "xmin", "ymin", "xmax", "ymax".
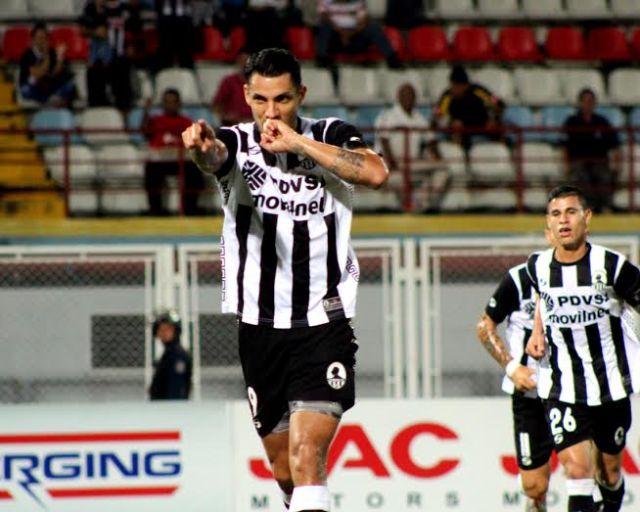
[{"xmin": 0, "ymin": 190, "xmax": 65, "ymax": 218}]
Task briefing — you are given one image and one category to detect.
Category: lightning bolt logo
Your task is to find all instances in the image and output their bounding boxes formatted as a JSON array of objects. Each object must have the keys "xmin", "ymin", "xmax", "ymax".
[{"xmin": 17, "ymin": 466, "xmax": 45, "ymax": 508}]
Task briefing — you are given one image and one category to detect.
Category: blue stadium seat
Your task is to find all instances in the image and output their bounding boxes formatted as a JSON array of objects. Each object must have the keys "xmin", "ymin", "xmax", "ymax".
[
  {"xmin": 127, "ymin": 107, "xmax": 160, "ymax": 144},
  {"xmin": 595, "ymin": 106, "xmax": 627, "ymax": 142},
  {"xmin": 308, "ymin": 106, "xmax": 350, "ymax": 121},
  {"xmin": 30, "ymin": 108, "xmax": 79, "ymax": 147},
  {"xmin": 539, "ymin": 105, "xmax": 575, "ymax": 144},
  {"xmin": 182, "ymin": 106, "xmax": 217, "ymax": 127},
  {"xmin": 503, "ymin": 105, "xmax": 539, "ymax": 142},
  {"xmin": 352, "ymin": 105, "xmax": 385, "ymax": 145},
  {"xmin": 629, "ymin": 107, "xmax": 640, "ymax": 142}
]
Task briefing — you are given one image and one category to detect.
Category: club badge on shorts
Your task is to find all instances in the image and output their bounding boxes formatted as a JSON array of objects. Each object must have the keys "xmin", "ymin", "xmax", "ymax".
[{"xmin": 326, "ymin": 362, "xmax": 347, "ymax": 390}]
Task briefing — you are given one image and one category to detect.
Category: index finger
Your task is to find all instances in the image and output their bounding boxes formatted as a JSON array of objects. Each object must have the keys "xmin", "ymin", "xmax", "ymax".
[{"xmin": 197, "ymin": 119, "xmax": 215, "ymax": 142}]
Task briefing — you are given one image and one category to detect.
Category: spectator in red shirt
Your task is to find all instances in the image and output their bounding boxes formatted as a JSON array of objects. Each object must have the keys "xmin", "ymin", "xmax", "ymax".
[
  {"xmin": 211, "ymin": 50, "xmax": 253, "ymax": 126},
  {"xmin": 143, "ymin": 88, "xmax": 205, "ymax": 215}
]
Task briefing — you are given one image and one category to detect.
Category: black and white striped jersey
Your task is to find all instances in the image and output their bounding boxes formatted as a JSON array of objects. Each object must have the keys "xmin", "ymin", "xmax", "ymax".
[
  {"xmin": 527, "ymin": 243, "xmax": 640, "ymax": 405},
  {"xmin": 213, "ymin": 117, "xmax": 366, "ymax": 329},
  {"xmin": 485, "ymin": 263, "xmax": 538, "ymax": 397}
]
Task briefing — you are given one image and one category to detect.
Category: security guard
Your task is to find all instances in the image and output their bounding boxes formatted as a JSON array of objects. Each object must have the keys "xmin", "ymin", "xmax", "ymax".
[{"xmin": 149, "ymin": 310, "xmax": 192, "ymax": 400}]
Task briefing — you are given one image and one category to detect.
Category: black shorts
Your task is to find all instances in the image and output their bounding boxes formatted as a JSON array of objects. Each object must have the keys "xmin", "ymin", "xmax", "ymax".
[
  {"xmin": 544, "ymin": 397, "xmax": 632, "ymax": 454},
  {"xmin": 512, "ymin": 394, "xmax": 554, "ymax": 470},
  {"xmin": 238, "ymin": 319, "xmax": 358, "ymax": 438}
]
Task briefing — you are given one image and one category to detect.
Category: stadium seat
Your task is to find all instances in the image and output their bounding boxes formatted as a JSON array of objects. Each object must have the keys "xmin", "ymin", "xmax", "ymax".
[
  {"xmin": 631, "ymin": 29, "xmax": 640, "ymax": 60},
  {"xmin": 539, "ymin": 105, "xmax": 574, "ymax": 143},
  {"xmin": 182, "ymin": 105, "xmax": 217, "ymax": 127},
  {"xmin": 452, "ymin": 27, "xmax": 494, "ymax": 61},
  {"xmin": 514, "ymin": 68, "xmax": 563, "ymax": 106},
  {"xmin": 353, "ymin": 105, "xmax": 385, "ymax": 144},
  {"xmin": 351, "ymin": 188, "xmax": 401, "ymax": 212},
  {"xmin": 477, "ymin": 0, "xmax": 521, "ymax": 19},
  {"xmin": 154, "ymin": 68, "xmax": 202, "ymax": 104},
  {"xmin": 611, "ymin": 0, "xmax": 640, "ymax": 17},
  {"xmin": 503, "ymin": 106, "xmax": 539, "ymax": 142},
  {"xmin": 432, "ymin": 0, "xmax": 476, "ymax": 18},
  {"xmin": 407, "ymin": 26, "xmax": 450, "ymax": 62},
  {"xmin": 438, "ymin": 141, "xmax": 467, "ymax": 179},
  {"xmin": 0, "ymin": 0, "xmax": 28, "ymax": 16},
  {"xmin": 195, "ymin": 64, "xmax": 236, "ymax": 105},
  {"xmin": 565, "ymin": 0, "xmax": 610, "ymax": 18},
  {"xmin": 595, "ymin": 105, "xmax": 627, "ymax": 143},
  {"xmin": 309, "ymin": 106, "xmax": 350, "ymax": 121},
  {"xmin": 617, "ymin": 144, "xmax": 640, "ymax": 186},
  {"xmin": 30, "ymin": 108, "xmax": 78, "ymax": 147},
  {"xmin": 28, "ymin": 0, "xmax": 75, "ymax": 16},
  {"xmin": 587, "ymin": 27, "xmax": 631, "ymax": 62},
  {"xmin": 496, "ymin": 27, "xmax": 542, "ymax": 62},
  {"xmin": 284, "ymin": 26, "xmax": 315, "ymax": 61},
  {"xmin": 383, "ymin": 26, "xmax": 408, "ymax": 62},
  {"xmin": 2, "ymin": 26, "xmax": 31, "ymax": 63},
  {"xmin": 469, "ymin": 142, "xmax": 513, "ymax": 181},
  {"xmin": 382, "ymin": 69, "xmax": 426, "ymax": 104},
  {"xmin": 424, "ymin": 66, "xmax": 450, "ymax": 101},
  {"xmin": 50, "ymin": 26, "xmax": 89, "ymax": 61},
  {"xmin": 561, "ymin": 69, "xmax": 607, "ymax": 103},
  {"xmin": 299, "ymin": 67, "xmax": 337, "ymax": 105},
  {"xmin": 95, "ymin": 143, "xmax": 147, "ymax": 214},
  {"xmin": 519, "ymin": 142, "xmax": 559, "ymax": 183},
  {"xmin": 522, "ymin": 0, "xmax": 565, "ymax": 19},
  {"xmin": 338, "ymin": 67, "xmax": 381, "ymax": 105},
  {"xmin": 471, "ymin": 67, "xmax": 515, "ymax": 103},
  {"xmin": 608, "ymin": 69, "xmax": 640, "ymax": 105},
  {"xmin": 629, "ymin": 108, "xmax": 640, "ymax": 142},
  {"xmin": 78, "ymin": 107, "xmax": 129, "ymax": 145},
  {"xmin": 194, "ymin": 26, "xmax": 245, "ymax": 62},
  {"xmin": 366, "ymin": 0, "xmax": 386, "ymax": 19},
  {"xmin": 545, "ymin": 27, "xmax": 586, "ymax": 60}
]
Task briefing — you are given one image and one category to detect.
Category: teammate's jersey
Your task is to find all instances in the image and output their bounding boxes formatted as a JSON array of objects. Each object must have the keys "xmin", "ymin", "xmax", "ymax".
[
  {"xmin": 527, "ymin": 243, "xmax": 640, "ymax": 405},
  {"xmin": 214, "ymin": 117, "xmax": 366, "ymax": 329},
  {"xmin": 485, "ymin": 263, "xmax": 538, "ymax": 397}
]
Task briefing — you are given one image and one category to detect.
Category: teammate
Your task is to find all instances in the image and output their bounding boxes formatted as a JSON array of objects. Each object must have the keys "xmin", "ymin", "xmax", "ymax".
[
  {"xmin": 149, "ymin": 310, "xmax": 192, "ymax": 400},
  {"xmin": 476, "ymin": 253, "xmax": 552, "ymax": 512},
  {"xmin": 526, "ymin": 185, "xmax": 640, "ymax": 512},
  {"xmin": 181, "ymin": 48, "xmax": 388, "ymax": 512}
]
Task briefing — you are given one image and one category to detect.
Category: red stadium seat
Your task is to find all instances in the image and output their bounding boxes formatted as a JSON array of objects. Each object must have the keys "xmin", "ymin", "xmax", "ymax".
[
  {"xmin": 545, "ymin": 27, "xmax": 587, "ymax": 60},
  {"xmin": 194, "ymin": 26, "xmax": 246, "ymax": 62},
  {"xmin": 407, "ymin": 25, "xmax": 450, "ymax": 61},
  {"xmin": 587, "ymin": 27, "xmax": 631, "ymax": 61},
  {"xmin": 50, "ymin": 26, "xmax": 89, "ymax": 61},
  {"xmin": 285, "ymin": 26, "xmax": 315, "ymax": 61},
  {"xmin": 630, "ymin": 28, "xmax": 640, "ymax": 60},
  {"xmin": 142, "ymin": 27, "xmax": 159, "ymax": 59},
  {"xmin": 383, "ymin": 26, "xmax": 408, "ymax": 61},
  {"xmin": 496, "ymin": 27, "xmax": 542, "ymax": 62},
  {"xmin": 2, "ymin": 26, "xmax": 31, "ymax": 63},
  {"xmin": 452, "ymin": 26, "xmax": 494, "ymax": 61}
]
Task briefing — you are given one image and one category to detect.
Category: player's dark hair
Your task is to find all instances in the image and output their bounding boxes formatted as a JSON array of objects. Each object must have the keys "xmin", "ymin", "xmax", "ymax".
[
  {"xmin": 547, "ymin": 185, "xmax": 589, "ymax": 210},
  {"xmin": 244, "ymin": 48, "xmax": 302, "ymax": 88}
]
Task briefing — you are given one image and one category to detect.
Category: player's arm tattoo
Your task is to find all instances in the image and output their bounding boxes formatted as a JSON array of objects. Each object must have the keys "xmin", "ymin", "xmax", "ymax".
[
  {"xmin": 476, "ymin": 313, "xmax": 512, "ymax": 368},
  {"xmin": 329, "ymin": 148, "xmax": 365, "ymax": 184}
]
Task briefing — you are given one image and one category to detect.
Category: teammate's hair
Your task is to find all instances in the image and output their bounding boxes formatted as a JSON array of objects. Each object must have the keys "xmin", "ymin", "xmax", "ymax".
[
  {"xmin": 547, "ymin": 185, "xmax": 589, "ymax": 210},
  {"xmin": 244, "ymin": 48, "xmax": 302, "ymax": 88}
]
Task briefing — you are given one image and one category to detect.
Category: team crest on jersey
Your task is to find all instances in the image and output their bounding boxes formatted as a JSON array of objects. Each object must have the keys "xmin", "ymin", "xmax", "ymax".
[
  {"xmin": 326, "ymin": 362, "xmax": 347, "ymax": 390},
  {"xmin": 242, "ymin": 161, "xmax": 267, "ymax": 190},
  {"xmin": 593, "ymin": 269, "xmax": 607, "ymax": 292}
]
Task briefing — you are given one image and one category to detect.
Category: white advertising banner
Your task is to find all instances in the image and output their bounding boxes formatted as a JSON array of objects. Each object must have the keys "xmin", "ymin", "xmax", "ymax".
[
  {"xmin": 232, "ymin": 397, "xmax": 640, "ymax": 512},
  {"xmin": 0, "ymin": 402, "xmax": 232, "ymax": 512}
]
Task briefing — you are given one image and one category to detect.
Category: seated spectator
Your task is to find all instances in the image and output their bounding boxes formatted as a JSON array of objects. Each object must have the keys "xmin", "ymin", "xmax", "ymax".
[
  {"xmin": 211, "ymin": 50, "xmax": 253, "ymax": 126},
  {"xmin": 80, "ymin": 0, "xmax": 137, "ymax": 110},
  {"xmin": 244, "ymin": 0, "xmax": 303, "ymax": 51},
  {"xmin": 375, "ymin": 83, "xmax": 449, "ymax": 211},
  {"xmin": 316, "ymin": 0, "xmax": 402, "ymax": 85},
  {"xmin": 561, "ymin": 88, "xmax": 621, "ymax": 213},
  {"xmin": 212, "ymin": 0, "xmax": 247, "ymax": 42},
  {"xmin": 385, "ymin": 0, "xmax": 427, "ymax": 29},
  {"xmin": 432, "ymin": 65, "xmax": 505, "ymax": 153},
  {"xmin": 19, "ymin": 22, "xmax": 76, "ymax": 106},
  {"xmin": 155, "ymin": 0, "xmax": 195, "ymax": 69},
  {"xmin": 143, "ymin": 89, "xmax": 205, "ymax": 215}
]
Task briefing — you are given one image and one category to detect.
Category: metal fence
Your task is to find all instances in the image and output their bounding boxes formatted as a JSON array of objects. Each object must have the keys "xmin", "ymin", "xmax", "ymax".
[{"xmin": 0, "ymin": 236, "xmax": 637, "ymax": 403}]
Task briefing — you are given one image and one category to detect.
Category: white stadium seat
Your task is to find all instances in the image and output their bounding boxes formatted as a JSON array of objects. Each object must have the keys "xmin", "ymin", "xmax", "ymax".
[
  {"xmin": 28, "ymin": 0, "xmax": 75, "ymax": 16},
  {"xmin": 338, "ymin": 67, "xmax": 381, "ymax": 105},
  {"xmin": 477, "ymin": 0, "xmax": 521, "ymax": 19},
  {"xmin": 469, "ymin": 142, "xmax": 513, "ymax": 181},
  {"xmin": 522, "ymin": 0, "xmax": 565, "ymax": 18},
  {"xmin": 565, "ymin": 0, "xmax": 609, "ymax": 18},
  {"xmin": 438, "ymin": 141, "xmax": 467, "ymax": 179},
  {"xmin": 514, "ymin": 68, "xmax": 563, "ymax": 105},
  {"xmin": 95, "ymin": 144, "xmax": 147, "ymax": 214},
  {"xmin": 611, "ymin": 0, "xmax": 640, "ymax": 17},
  {"xmin": 366, "ymin": 0, "xmax": 386, "ymax": 19},
  {"xmin": 561, "ymin": 69, "xmax": 607, "ymax": 103},
  {"xmin": 195, "ymin": 64, "xmax": 236, "ymax": 105},
  {"xmin": 382, "ymin": 69, "xmax": 426, "ymax": 104},
  {"xmin": 432, "ymin": 0, "xmax": 476, "ymax": 18},
  {"xmin": 472, "ymin": 67, "xmax": 516, "ymax": 103},
  {"xmin": 608, "ymin": 69, "xmax": 640, "ymax": 105},
  {"xmin": 78, "ymin": 107, "xmax": 129, "ymax": 146},
  {"xmin": 519, "ymin": 142, "xmax": 559, "ymax": 182},
  {"xmin": 0, "ymin": 0, "xmax": 28, "ymax": 15},
  {"xmin": 44, "ymin": 144, "xmax": 98, "ymax": 213},
  {"xmin": 154, "ymin": 68, "xmax": 202, "ymax": 104},
  {"xmin": 423, "ymin": 66, "xmax": 450, "ymax": 102},
  {"xmin": 351, "ymin": 188, "xmax": 401, "ymax": 212},
  {"xmin": 299, "ymin": 67, "xmax": 338, "ymax": 105}
]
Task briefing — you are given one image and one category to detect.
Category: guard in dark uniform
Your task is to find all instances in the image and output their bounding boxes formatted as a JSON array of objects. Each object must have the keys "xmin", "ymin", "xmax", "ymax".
[{"xmin": 149, "ymin": 310, "xmax": 192, "ymax": 400}]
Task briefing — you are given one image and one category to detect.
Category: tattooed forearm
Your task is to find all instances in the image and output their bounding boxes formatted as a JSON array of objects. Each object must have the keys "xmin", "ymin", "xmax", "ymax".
[
  {"xmin": 476, "ymin": 315, "xmax": 511, "ymax": 368},
  {"xmin": 329, "ymin": 149, "xmax": 365, "ymax": 184}
]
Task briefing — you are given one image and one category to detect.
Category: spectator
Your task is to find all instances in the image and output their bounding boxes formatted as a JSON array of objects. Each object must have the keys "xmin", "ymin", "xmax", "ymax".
[
  {"xmin": 211, "ymin": 49, "xmax": 253, "ymax": 126},
  {"xmin": 385, "ymin": 0, "xmax": 426, "ymax": 29},
  {"xmin": 375, "ymin": 82, "xmax": 449, "ymax": 211},
  {"xmin": 155, "ymin": 0, "xmax": 195, "ymax": 69},
  {"xmin": 244, "ymin": 0, "xmax": 303, "ymax": 52},
  {"xmin": 316, "ymin": 0, "xmax": 402, "ymax": 85},
  {"xmin": 143, "ymin": 89, "xmax": 205, "ymax": 215},
  {"xmin": 19, "ymin": 22, "xmax": 75, "ymax": 106},
  {"xmin": 432, "ymin": 64, "xmax": 505, "ymax": 153},
  {"xmin": 561, "ymin": 88, "xmax": 621, "ymax": 213},
  {"xmin": 80, "ymin": 0, "xmax": 138, "ymax": 110},
  {"xmin": 212, "ymin": 0, "xmax": 247, "ymax": 42}
]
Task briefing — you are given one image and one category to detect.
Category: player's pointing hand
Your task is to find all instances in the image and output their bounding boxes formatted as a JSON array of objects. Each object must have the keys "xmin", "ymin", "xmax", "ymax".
[{"xmin": 182, "ymin": 119, "xmax": 228, "ymax": 173}]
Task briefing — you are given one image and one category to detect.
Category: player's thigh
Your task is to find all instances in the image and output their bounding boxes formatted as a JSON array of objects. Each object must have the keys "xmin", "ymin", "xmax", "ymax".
[
  {"xmin": 591, "ymin": 397, "xmax": 632, "ymax": 456},
  {"xmin": 512, "ymin": 395, "xmax": 554, "ymax": 471},
  {"xmin": 287, "ymin": 319, "xmax": 358, "ymax": 412}
]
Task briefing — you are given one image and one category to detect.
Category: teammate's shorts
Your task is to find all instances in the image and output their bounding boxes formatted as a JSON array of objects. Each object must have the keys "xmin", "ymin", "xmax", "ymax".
[
  {"xmin": 238, "ymin": 319, "xmax": 358, "ymax": 438},
  {"xmin": 512, "ymin": 394, "xmax": 554, "ymax": 470},
  {"xmin": 544, "ymin": 397, "xmax": 632, "ymax": 454}
]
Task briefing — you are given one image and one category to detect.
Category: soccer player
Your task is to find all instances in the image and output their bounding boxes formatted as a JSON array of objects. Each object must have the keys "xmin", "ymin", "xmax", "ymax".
[
  {"xmin": 526, "ymin": 185, "xmax": 640, "ymax": 512},
  {"xmin": 476, "ymin": 257, "xmax": 552, "ymax": 512},
  {"xmin": 181, "ymin": 48, "xmax": 388, "ymax": 512}
]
